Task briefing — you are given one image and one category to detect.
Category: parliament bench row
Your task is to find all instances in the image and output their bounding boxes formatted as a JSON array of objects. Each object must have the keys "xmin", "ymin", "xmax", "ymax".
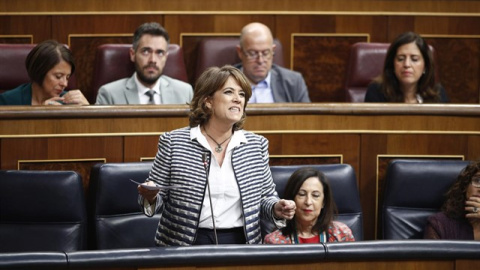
[
  {"xmin": 0, "ymin": 160, "xmax": 469, "ymax": 253},
  {"xmin": 1, "ymin": 40, "xmax": 390, "ymax": 102},
  {"xmin": 1, "ymin": 240, "xmax": 479, "ymax": 269}
]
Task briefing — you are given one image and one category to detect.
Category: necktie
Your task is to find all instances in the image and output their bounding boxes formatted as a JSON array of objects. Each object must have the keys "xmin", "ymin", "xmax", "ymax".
[{"xmin": 145, "ymin": 89, "xmax": 155, "ymax": 104}]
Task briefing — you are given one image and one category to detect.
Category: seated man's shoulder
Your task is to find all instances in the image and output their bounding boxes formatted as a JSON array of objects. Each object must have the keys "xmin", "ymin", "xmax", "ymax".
[
  {"xmin": 99, "ymin": 77, "xmax": 130, "ymax": 92},
  {"xmin": 271, "ymin": 64, "xmax": 303, "ymax": 78},
  {"xmin": 162, "ymin": 75, "xmax": 192, "ymax": 90}
]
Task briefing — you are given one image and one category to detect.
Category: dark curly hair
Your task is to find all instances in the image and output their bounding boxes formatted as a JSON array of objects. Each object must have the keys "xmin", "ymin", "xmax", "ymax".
[
  {"xmin": 442, "ymin": 161, "xmax": 480, "ymax": 220},
  {"xmin": 281, "ymin": 167, "xmax": 337, "ymax": 237},
  {"xmin": 189, "ymin": 65, "xmax": 252, "ymax": 130},
  {"xmin": 374, "ymin": 31, "xmax": 443, "ymax": 102}
]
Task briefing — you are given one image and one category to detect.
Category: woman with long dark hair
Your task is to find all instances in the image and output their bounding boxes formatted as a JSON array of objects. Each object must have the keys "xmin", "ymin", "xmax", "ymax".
[
  {"xmin": 364, "ymin": 31, "xmax": 448, "ymax": 103},
  {"xmin": 424, "ymin": 161, "xmax": 480, "ymax": 240}
]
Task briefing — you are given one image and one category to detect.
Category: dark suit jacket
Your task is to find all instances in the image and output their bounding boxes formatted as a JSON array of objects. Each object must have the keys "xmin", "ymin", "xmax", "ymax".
[
  {"xmin": 364, "ymin": 82, "xmax": 449, "ymax": 103},
  {"xmin": 235, "ymin": 64, "xmax": 310, "ymax": 103},
  {"xmin": 0, "ymin": 83, "xmax": 71, "ymax": 105},
  {"xmin": 0, "ymin": 83, "xmax": 32, "ymax": 105}
]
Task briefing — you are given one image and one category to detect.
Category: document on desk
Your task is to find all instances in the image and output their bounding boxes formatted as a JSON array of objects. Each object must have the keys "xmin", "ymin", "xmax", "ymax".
[{"xmin": 129, "ymin": 179, "xmax": 185, "ymax": 191}]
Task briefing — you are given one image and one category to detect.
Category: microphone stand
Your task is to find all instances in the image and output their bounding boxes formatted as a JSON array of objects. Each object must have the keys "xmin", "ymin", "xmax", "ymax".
[{"xmin": 202, "ymin": 152, "xmax": 218, "ymax": 245}]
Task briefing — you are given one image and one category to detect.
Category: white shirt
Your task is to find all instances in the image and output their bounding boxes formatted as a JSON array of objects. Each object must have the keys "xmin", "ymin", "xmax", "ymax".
[
  {"xmin": 248, "ymin": 71, "xmax": 274, "ymax": 103},
  {"xmin": 134, "ymin": 73, "xmax": 161, "ymax": 104},
  {"xmin": 191, "ymin": 125, "xmax": 247, "ymax": 229}
]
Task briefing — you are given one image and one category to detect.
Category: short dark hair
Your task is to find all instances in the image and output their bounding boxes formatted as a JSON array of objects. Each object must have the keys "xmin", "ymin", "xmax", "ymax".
[
  {"xmin": 25, "ymin": 40, "xmax": 75, "ymax": 86},
  {"xmin": 132, "ymin": 22, "xmax": 170, "ymax": 51},
  {"xmin": 281, "ymin": 167, "xmax": 337, "ymax": 237},
  {"xmin": 377, "ymin": 31, "xmax": 441, "ymax": 102},
  {"xmin": 442, "ymin": 161, "xmax": 480, "ymax": 219},
  {"xmin": 189, "ymin": 65, "xmax": 252, "ymax": 131}
]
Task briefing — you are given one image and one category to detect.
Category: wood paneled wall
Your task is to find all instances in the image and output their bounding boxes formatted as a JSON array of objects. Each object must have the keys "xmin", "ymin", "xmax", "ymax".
[
  {"xmin": 2, "ymin": 104, "xmax": 480, "ymax": 240},
  {"xmin": 2, "ymin": 0, "xmax": 480, "ymax": 13},
  {"xmin": 1, "ymin": 1, "xmax": 480, "ymax": 103}
]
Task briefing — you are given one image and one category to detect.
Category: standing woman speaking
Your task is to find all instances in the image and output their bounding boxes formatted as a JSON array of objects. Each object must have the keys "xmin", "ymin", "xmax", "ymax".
[{"xmin": 137, "ymin": 65, "xmax": 296, "ymax": 246}]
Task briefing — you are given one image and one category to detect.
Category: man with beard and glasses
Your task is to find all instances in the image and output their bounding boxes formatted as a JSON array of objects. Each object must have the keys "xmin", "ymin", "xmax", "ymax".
[{"xmin": 95, "ymin": 22, "xmax": 193, "ymax": 105}]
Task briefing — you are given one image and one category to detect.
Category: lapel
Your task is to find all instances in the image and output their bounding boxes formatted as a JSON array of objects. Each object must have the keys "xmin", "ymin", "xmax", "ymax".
[
  {"xmin": 269, "ymin": 65, "xmax": 284, "ymax": 103},
  {"xmin": 124, "ymin": 75, "xmax": 140, "ymax": 104},
  {"xmin": 158, "ymin": 76, "xmax": 171, "ymax": 103}
]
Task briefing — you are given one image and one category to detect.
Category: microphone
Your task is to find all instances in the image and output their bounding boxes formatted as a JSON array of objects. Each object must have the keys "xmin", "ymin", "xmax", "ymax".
[{"xmin": 202, "ymin": 152, "xmax": 218, "ymax": 245}]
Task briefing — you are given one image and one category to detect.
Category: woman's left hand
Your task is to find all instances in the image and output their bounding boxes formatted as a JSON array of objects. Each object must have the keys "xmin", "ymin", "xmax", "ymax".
[
  {"xmin": 62, "ymin": 89, "xmax": 90, "ymax": 105},
  {"xmin": 274, "ymin": 199, "xmax": 296, "ymax": 220}
]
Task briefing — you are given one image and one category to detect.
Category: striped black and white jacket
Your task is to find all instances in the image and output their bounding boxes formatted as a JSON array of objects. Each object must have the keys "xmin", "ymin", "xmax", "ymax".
[{"xmin": 142, "ymin": 127, "xmax": 280, "ymax": 246}]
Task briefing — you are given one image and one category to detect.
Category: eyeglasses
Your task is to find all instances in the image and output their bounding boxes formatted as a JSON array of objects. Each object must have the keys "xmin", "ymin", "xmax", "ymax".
[
  {"xmin": 242, "ymin": 49, "xmax": 274, "ymax": 60},
  {"xmin": 471, "ymin": 177, "xmax": 480, "ymax": 188}
]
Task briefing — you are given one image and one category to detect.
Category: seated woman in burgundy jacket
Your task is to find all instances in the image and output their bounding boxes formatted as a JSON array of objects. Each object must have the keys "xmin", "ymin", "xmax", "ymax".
[{"xmin": 424, "ymin": 161, "xmax": 480, "ymax": 240}]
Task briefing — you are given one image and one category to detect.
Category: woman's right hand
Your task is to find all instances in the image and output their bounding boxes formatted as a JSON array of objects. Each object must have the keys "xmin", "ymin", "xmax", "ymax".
[
  {"xmin": 62, "ymin": 89, "xmax": 90, "ymax": 105},
  {"xmin": 465, "ymin": 197, "xmax": 480, "ymax": 221},
  {"xmin": 137, "ymin": 181, "xmax": 159, "ymax": 205}
]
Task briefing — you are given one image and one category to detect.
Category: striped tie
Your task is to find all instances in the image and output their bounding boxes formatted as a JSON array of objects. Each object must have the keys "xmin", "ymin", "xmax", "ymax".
[{"xmin": 145, "ymin": 89, "xmax": 155, "ymax": 104}]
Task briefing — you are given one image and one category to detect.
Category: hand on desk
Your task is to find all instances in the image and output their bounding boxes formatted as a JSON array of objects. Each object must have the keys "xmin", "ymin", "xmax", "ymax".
[
  {"xmin": 61, "ymin": 89, "xmax": 89, "ymax": 105},
  {"xmin": 44, "ymin": 89, "xmax": 89, "ymax": 105}
]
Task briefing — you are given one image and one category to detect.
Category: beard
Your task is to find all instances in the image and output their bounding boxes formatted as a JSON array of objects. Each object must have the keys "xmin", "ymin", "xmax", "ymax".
[{"xmin": 135, "ymin": 62, "xmax": 162, "ymax": 85}]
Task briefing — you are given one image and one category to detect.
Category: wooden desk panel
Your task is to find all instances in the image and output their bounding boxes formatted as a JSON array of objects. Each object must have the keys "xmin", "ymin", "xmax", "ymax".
[
  {"xmin": 153, "ymin": 261, "xmax": 454, "ymax": 270},
  {"xmin": 124, "ymin": 135, "xmax": 161, "ymax": 162},
  {"xmin": 0, "ymin": 136, "xmax": 123, "ymax": 192},
  {"xmin": 131, "ymin": 260, "xmax": 454, "ymax": 270},
  {"xmin": 456, "ymin": 260, "xmax": 480, "ymax": 270}
]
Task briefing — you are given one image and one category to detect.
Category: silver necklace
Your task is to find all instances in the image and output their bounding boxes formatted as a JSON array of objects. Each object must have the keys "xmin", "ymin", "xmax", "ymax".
[{"xmin": 204, "ymin": 130, "xmax": 233, "ymax": 153}]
